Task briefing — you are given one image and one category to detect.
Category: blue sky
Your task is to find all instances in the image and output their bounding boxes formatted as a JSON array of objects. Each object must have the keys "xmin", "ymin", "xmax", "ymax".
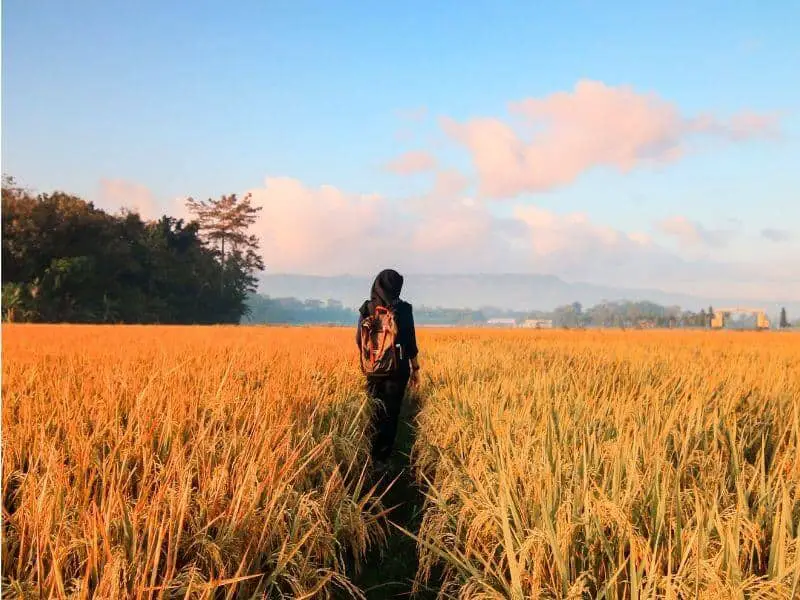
[{"xmin": 3, "ymin": 1, "xmax": 799, "ymax": 299}]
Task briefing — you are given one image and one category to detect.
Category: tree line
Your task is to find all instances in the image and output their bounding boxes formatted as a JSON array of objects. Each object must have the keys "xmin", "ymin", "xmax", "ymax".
[
  {"xmin": 245, "ymin": 296, "xmax": 356, "ymax": 325},
  {"xmin": 549, "ymin": 301, "xmax": 792, "ymax": 329},
  {"xmin": 550, "ymin": 300, "xmax": 704, "ymax": 328},
  {"xmin": 1, "ymin": 175, "xmax": 264, "ymax": 324},
  {"xmin": 244, "ymin": 299, "xmax": 490, "ymax": 326},
  {"xmin": 245, "ymin": 297, "xmax": 793, "ymax": 329}
]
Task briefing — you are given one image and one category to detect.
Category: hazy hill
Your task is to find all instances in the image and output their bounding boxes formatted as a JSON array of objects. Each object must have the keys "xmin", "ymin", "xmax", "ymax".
[{"xmin": 260, "ymin": 273, "xmax": 799, "ymax": 316}]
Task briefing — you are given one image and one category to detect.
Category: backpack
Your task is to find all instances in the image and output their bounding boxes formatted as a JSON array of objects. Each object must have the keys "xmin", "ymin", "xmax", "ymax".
[{"xmin": 359, "ymin": 305, "xmax": 400, "ymax": 377}]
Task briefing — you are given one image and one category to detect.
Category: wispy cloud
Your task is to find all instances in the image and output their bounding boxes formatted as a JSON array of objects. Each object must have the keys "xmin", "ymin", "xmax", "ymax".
[
  {"xmin": 396, "ymin": 106, "xmax": 428, "ymax": 122},
  {"xmin": 428, "ymin": 169, "xmax": 470, "ymax": 200},
  {"xmin": 442, "ymin": 80, "xmax": 779, "ymax": 199},
  {"xmin": 384, "ymin": 151, "xmax": 438, "ymax": 175},
  {"xmin": 656, "ymin": 216, "xmax": 734, "ymax": 247},
  {"xmin": 761, "ymin": 228, "xmax": 792, "ymax": 242}
]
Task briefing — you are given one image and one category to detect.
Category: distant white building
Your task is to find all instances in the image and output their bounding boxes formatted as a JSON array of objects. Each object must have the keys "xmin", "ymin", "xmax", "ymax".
[
  {"xmin": 486, "ymin": 318, "xmax": 517, "ymax": 327},
  {"xmin": 522, "ymin": 319, "xmax": 553, "ymax": 329}
]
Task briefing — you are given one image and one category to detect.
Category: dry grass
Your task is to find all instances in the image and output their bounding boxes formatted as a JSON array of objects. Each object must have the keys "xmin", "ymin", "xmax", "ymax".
[
  {"xmin": 2, "ymin": 325, "xmax": 387, "ymax": 598},
  {"xmin": 4, "ymin": 326, "xmax": 799, "ymax": 599},
  {"xmin": 412, "ymin": 330, "xmax": 800, "ymax": 599}
]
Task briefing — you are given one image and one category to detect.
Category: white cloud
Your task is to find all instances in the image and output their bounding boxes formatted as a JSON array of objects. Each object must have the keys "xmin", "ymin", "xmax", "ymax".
[
  {"xmin": 245, "ymin": 177, "xmax": 406, "ymax": 274},
  {"xmin": 442, "ymin": 80, "xmax": 779, "ymax": 199},
  {"xmin": 235, "ymin": 173, "xmax": 798, "ymax": 299},
  {"xmin": 97, "ymin": 179, "xmax": 158, "ymax": 219}
]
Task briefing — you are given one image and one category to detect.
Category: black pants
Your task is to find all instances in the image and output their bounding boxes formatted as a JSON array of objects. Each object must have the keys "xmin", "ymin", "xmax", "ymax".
[{"xmin": 367, "ymin": 375, "xmax": 408, "ymax": 461}]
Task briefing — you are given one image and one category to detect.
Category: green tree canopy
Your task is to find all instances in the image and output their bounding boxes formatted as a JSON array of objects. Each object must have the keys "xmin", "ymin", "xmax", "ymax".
[{"xmin": 2, "ymin": 176, "xmax": 263, "ymax": 324}]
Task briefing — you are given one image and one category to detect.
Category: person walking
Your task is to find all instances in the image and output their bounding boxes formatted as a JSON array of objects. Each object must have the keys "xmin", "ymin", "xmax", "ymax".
[{"xmin": 356, "ymin": 269, "xmax": 420, "ymax": 470}]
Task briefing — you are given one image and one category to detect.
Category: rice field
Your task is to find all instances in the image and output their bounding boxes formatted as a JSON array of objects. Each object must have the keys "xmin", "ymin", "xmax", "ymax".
[
  {"xmin": 2, "ymin": 326, "xmax": 386, "ymax": 598},
  {"xmin": 3, "ymin": 325, "xmax": 799, "ymax": 599},
  {"xmin": 413, "ymin": 330, "xmax": 800, "ymax": 599}
]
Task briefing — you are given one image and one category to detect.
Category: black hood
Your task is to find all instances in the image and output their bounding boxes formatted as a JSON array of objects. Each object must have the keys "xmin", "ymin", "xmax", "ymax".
[{"xmin": 359, "ymin": 269, "xmax": 403, "ymax": 316}]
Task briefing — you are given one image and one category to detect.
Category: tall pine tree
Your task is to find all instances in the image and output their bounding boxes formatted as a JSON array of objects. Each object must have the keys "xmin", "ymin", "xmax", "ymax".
[{"xmin": 185, "ymin": 193, "xmax": 265, "ymax": 294}]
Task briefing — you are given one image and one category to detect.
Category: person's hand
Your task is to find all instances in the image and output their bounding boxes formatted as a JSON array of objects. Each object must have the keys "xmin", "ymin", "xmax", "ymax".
[{"xmin": 409, "ymin": 368, "xmax": 420, "ymax": 388}]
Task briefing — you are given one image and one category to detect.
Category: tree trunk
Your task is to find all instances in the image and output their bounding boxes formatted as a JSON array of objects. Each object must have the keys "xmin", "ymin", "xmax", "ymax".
[{"xmin": 220, "ymin": 237, "xmax": 225, "ymax": 293}]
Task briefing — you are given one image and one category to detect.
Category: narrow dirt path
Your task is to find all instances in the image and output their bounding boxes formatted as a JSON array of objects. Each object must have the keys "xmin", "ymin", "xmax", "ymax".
[{"xmin": 349, "ymin": 390, "xmax": 441, "ymax": 599}]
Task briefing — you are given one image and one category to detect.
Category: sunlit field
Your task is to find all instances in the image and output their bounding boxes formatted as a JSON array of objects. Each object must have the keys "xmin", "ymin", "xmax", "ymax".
[
  {"xmin": 414, "ymin": 330, "xmax": 800, "ymax": 599},
  {"xmin": 3, "ymin": 326, "xmax": 799, "ymax": 599},
  {"xmin": 2, "ymin": 325, "xmax": 386, "ymax": 598}
]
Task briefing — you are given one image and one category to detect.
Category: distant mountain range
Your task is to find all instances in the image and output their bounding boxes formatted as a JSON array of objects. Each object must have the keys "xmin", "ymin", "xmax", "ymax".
[{"xmin": 259, "ymin": 274, "xmax": 799, "ymax": 318}]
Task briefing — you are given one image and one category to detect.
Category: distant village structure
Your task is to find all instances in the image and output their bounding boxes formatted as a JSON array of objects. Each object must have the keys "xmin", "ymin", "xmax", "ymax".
[
  {"xmin": 710, "ymin": 307, "xmax": 770, "ymax": 330},
  {"xmin": 485, "ymin": 318, "xmax": 554, "ymax": 328},
  {"xmin": 522, "ymin": 319, "xmax": 553, "ymax": 329},
  {"xmin": 485, "ymin": 318, "xmax": 517, "ymax": 327}
]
